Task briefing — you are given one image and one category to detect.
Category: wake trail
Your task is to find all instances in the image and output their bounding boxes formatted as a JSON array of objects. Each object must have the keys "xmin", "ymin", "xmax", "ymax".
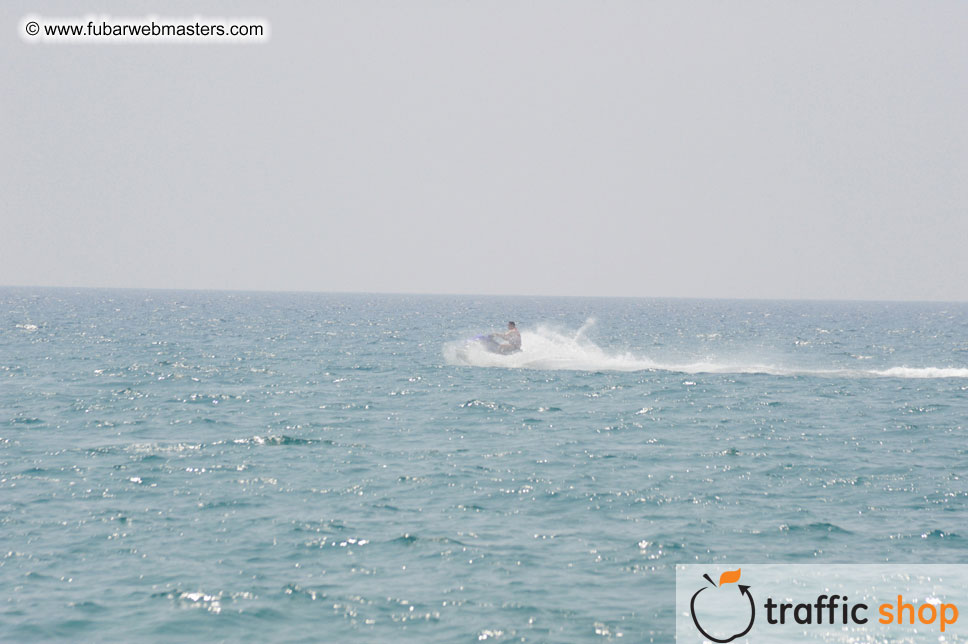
[{"xmin": 442, "ymin": 320, "xmax": 968, "ymax": 379}]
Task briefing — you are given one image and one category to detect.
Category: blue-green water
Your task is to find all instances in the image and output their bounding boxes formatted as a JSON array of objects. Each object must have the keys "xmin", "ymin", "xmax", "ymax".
[{"xmin": 2, "ymin": 289, "xmax": 967, "ymax": 642}]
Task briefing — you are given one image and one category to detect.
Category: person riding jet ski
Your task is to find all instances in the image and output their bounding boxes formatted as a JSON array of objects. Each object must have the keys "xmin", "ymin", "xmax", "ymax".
[{"xmin": 489, "ymin": 321, "xmax": 521, "ymax": 354}]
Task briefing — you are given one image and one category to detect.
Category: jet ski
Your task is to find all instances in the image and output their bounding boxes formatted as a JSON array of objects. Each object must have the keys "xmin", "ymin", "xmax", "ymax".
[{"xmin": 473, "ymin": 333, "xmax": 520, "ymax": 355}]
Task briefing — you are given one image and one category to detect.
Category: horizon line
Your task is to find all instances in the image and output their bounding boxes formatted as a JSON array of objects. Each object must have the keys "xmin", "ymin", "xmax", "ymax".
[{"xmin": 1, "ymin": 283, "xmax": 966, "ymax": 306}]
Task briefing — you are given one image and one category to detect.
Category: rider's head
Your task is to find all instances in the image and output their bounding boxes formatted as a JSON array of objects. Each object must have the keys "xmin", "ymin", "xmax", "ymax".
[{"xmin": 508, "ymin": 321, "xmax": 516, "ymax": 329}]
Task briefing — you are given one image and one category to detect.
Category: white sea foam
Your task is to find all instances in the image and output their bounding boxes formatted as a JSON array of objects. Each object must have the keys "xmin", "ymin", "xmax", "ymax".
[
  {"xmin": 869, "ymin": 366, "xmax": 968, "ymax": 379},
  {"xmin": 443, "ymin": 320, "xmax": 968, "ymax": 379},
  {"xmin": 444, "ymin": 319, "xmax": 656, "ymax": 372}
]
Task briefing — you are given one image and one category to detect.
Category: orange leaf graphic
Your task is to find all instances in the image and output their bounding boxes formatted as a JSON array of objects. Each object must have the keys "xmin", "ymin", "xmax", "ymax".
[{"xmin": 718, "ymin": 568, "xmax": 741, "ymax": 586}]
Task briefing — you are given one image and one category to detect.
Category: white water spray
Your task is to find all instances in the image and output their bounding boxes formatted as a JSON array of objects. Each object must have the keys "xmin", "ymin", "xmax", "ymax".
[{"xmin": 443, "ymin": 320, "xmax": 968, "ymax": 378}]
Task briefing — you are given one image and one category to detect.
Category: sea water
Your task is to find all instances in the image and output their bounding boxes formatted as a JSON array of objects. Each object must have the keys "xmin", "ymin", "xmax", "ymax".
[{"xmin": 2, "ymin": 289, "xmax": 966, "ymax": 642}]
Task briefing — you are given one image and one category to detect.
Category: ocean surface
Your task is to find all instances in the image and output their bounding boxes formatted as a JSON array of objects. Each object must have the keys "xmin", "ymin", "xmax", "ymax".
[{"xmin": 2, "ymin": 288, "xmax": 967, "ymax": 643}]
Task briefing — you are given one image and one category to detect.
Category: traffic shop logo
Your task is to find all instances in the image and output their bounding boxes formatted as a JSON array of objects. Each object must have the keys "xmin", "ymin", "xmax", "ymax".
[{"xmin": 689, "ymin": 569, "xmax": 755, "ymax": 643}]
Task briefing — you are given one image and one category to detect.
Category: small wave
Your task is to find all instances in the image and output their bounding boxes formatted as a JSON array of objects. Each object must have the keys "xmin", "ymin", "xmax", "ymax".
[
  {"xmin": 233, "ymin": 435, "xmax": 317, "ymax": 446},
  {"xmin": 389, "ymin": 534, "xmax": 419, "ymax": 545},
  {"xmin": 779, "ymin": 522, "xmax": 853, "ymax": 535},
  {"xmin": 178, "ymin": 393, "xmax": 239, "ymax": 404},
  {"xmin": 284, "ymin": 583, "xmax": 325, "ymax": 601},
  {"xmin": 8, "ymin": 416, "xmax": 44, "ymax": 425},
  {"xmin": 458, "ymin": 399, "xmax": 515, "ymax": 412},
  {"xmin": 158, "ymin": 589, "xmax": 255, "ymax": 613},
  {"xmin": 443, "ymin": 320, "xmax": 968, "ymax": 379},
  {"xmin": 920, "ymin": 529, "xmax": 960, "ymax": 540}
]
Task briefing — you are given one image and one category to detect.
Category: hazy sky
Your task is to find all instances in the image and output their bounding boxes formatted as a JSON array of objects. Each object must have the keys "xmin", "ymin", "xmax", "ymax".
[{"xmin": 2, "ymin": 1, "xmax": 966, "ymax": 300}]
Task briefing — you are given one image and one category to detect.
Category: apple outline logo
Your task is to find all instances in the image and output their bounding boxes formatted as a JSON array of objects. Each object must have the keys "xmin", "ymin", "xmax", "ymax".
[{"xmin": 689, "ymin": 569, "xmax": 755, "ymax": 643}]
